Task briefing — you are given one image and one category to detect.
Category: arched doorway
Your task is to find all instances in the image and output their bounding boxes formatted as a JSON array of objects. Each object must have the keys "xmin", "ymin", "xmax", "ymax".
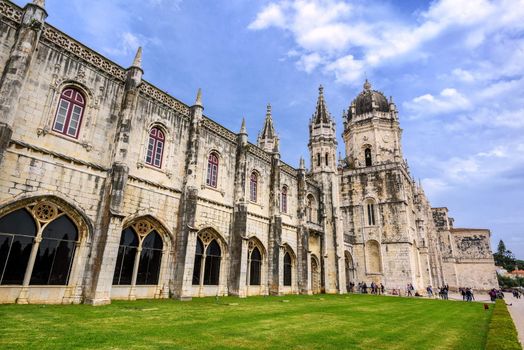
[{"xmin": 311, "ymin": 255, "xmax": 321, "ymax": 294}]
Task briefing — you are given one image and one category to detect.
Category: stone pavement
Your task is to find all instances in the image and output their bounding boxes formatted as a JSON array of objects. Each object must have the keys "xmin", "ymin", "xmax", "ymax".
[{"xmin": 506, "ymin": 294, "xmax": 524, "ymax": 348}]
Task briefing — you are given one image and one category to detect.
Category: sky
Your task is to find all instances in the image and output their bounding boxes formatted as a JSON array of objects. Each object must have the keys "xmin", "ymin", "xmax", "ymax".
[{"xmin": 14, "ymin": 0, "xmax": 524, "ymax": 258}]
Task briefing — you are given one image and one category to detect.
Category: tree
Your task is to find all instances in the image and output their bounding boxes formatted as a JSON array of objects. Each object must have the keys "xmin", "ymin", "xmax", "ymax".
[{"xmin": 493, "ymin": 239, "xmax": 516, "ymax": 271}]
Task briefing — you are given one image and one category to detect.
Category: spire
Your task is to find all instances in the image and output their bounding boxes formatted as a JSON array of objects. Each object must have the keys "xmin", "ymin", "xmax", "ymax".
[
  {"xmin": 363, "ymin": 79, "xmax": 372, "ymax": 91},
  {"xmin": 194, "ymin": 88, "xmax": 202, "ymax": 107},
  {"xmin": 132, "ymin": 47, "xmax": 142, "ymax": 69},
  {"xmin": 32, "ymin": 0, "xmax": 45, "ymax": 7},
  {"xmin": 257, "ymin": 103, "xmax": 278, "ymax": 152},
  {"xmin": 239, "ymin": 117, "xmax": 247, "ymax": 134},
  {"xmin": 260, "ymin": 103, "xmax": 275, "ymax": 139},
  {"xmin": 299, "ymin": 156, "xmax": 305, "ymax": 170},
  {"xmin": 312, "ymin": 84, "xmax": 331, "ymax": 125}
]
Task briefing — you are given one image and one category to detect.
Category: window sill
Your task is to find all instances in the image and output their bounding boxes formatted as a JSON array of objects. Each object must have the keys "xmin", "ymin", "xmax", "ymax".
[
  {"xmin": 136, "ymin": 161, "xmax": 173, "ymax": 178},
  {"xmin": 201, "ymin": 184, "xmax": 225, "ymax": 196},
  {"xmin": 249, "ymin": 200, "xmax": 264, "ymax": 209},
  {"xmin": 281, "ymin": 212, "xmax": 294, "ymax": 219},
  {"xmin": 37, "ymin": 127, "xmax": 93, "ymax": 151}
]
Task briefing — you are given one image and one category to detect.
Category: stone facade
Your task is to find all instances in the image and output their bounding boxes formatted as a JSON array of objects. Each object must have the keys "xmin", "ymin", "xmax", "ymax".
[{"xmin": 0, "ymin": 0, "xmax": 498, "ymax": 304}]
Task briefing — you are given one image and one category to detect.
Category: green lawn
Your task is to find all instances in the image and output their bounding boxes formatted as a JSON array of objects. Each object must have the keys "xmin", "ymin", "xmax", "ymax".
[{"xmin": 0, "ymin": 294, "xmax": 493, "ymax": 349}]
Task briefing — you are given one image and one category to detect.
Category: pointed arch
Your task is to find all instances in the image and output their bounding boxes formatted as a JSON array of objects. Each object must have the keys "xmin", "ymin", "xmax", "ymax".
[
  {"xmin": 247, "ymin": 236, "xmax": 266, "ymax": 286},
  {"xmin": 282, "ymin": 243, "xmax": 296, "ymax": 287},
  {"xmin": 306, "ymin": 193, "xmax": 318, "ymax": 223},
  {"xmin": 113, "ymin": 215, "xmax": 172, "ymax": 288},
  {"xmin": 192, "ymin": 227, "xmax": 228, "ymax": 287},
  {"xmin": 0, "ymin": 196, "xmax": 91, "ymax": 287}
]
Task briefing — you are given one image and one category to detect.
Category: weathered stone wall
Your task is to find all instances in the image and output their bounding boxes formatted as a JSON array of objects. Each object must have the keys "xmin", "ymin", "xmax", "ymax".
[
  {"xmin": 450, "ymin": 229, "xmax": 498, "ymax": 291},
  {"xmin": 0, "ymin": 0, "xmax": 499, "ymax": 304}
]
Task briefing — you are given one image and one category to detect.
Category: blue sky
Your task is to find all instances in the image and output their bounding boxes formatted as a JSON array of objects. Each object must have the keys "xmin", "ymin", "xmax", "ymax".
[{"xmin": 17, "ymin": 0, "xmax": 524, "ymax": 259}]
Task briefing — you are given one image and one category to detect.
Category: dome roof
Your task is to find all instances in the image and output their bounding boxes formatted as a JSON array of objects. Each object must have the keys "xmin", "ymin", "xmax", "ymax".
[{"xmin": 350, "ymin": 80, "xmax": 390, "ymax": 116}]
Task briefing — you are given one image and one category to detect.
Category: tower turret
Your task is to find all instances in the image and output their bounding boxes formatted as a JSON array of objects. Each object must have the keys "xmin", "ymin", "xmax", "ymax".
[
  {"xmin": 342, "ymin": 79, "xmax": 402, "ymax": 169},
  {"xmin": 257, "ymin": 104, "xmax": 279, "ymax": 153},
  {"xmin": 308, "ymin": 85, "xmax": 337, "ymax": 174}
]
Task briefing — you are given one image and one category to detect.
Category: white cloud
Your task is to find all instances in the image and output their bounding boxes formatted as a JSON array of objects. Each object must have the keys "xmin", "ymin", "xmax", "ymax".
[
  {"xmin": 248, "ymin": 0, "xmax": 524, "ymax": 84},
  {"xmin": 404, "ymin": 88, "xmax": 472, "ymax": 117},
  {"xmin": 452, "ymin": 68, "xmax": 475, "ymax": 83},
  {"xmin": 324, "ymin": 55, "xmax": 364, "ymax": 83},
  {"xmin": 248, "ymin": 3, "xmax": 286, "ymax": 30},
  {"xmin": 296, "ymin": 52, "xmax": 324, "ymax": 73}
]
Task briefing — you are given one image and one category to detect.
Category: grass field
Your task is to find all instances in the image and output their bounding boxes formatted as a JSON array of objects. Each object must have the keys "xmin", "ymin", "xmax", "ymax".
[{"xmin": 0, "ymin": 294, "xmax": 493, "ymax": 349}]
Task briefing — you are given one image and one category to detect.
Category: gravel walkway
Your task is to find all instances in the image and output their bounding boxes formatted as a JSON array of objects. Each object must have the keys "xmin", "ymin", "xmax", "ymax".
[{"xmin": 507, "ymin": 294, "xmax": 524, "ymax": 348}]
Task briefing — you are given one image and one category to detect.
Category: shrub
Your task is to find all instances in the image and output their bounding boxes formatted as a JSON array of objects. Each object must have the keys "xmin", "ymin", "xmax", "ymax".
[{"xmin": 485, "ymin": 299, "xmax": 521, "ymax": 350}]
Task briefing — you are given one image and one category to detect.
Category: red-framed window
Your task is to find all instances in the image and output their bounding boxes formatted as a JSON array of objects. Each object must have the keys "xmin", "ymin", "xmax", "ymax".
[
  {"xmin": 52, "ymin": 88, "xmax": 85, "ymax": 138},
  {"xmin": 145, "ymin": 127, "xmax": 165, "ymax": 168},
  {"xmin": 281, "ymin": 186, "xmax": 288, "ymax": 213},
  {"xmin": 250, "ymin": 172, "xmax": 258, "ymax": 202},
  {"xmin": 207, "ymin": 152, "xmax": 219, "ymax": 188}
]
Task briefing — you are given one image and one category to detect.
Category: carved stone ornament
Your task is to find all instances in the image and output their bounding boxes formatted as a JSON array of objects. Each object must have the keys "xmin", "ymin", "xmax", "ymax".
[
  {"xmin": 198, "ymin": 230, "xmax": 215, "ymax": 246},
  {"xmin": 33, "ymin": 202, "xmax": 59, "ymax": 222},
  {"xmin": 133, "ymin": 220, "xmax": 153, "ymax": 236}
]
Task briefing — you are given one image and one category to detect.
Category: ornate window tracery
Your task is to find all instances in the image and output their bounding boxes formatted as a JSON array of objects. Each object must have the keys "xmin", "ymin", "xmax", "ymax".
[
  {"xmin": 0, "ymin": 201, "xmax": 81, "ymax": 286},
  {"xmin": 192, "ymin": 231, "xmax": 223, "ymax": 286},
  {"xmin": 52, "ymin": 87, "xmax": 85, "ymax": 138},
  {"xmin": 248, "ymin": 240, "xmax": 263, "ymax": 286},
  {"xmin": 112, "ymin": 220, "xmax": 164, "ymax": 286}
]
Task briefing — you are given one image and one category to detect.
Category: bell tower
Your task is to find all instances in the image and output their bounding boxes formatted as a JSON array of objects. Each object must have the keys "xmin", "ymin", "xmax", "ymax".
[
  {"xmin": 308, "ymin": 85, "xmax": 337, "ymax": 174},
  {"xmin": 307, "ymin": 85, "xmax": 346, "ymax": 294}
]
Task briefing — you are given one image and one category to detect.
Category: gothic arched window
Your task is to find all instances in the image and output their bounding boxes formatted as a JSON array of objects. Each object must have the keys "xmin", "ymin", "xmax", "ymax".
[
  {"xmin": 307, "ymin": 194, "xmax": 317, "ymax": 223},
  {"xmin": 52, "ymin": 87, "xmax": 85, "ymax": 138},
  {"xmin": 145, "ymin": 127, "xmax": 165, "ymax": 168},
  {"xmin": 365, "ymin": 148, "xmax": 372, "ymax": 167},
  {"xmin": 281, "ymin": 186, "xmax": 288, "ymax": 213},
  {"xmin": 204, "ymin": 240, "xmax": 221, "ymax": 285},
  {"xmin": 250, "ymin": 172, "xmax": 258, "ymax": 202},
  {"xmin": 30, "ymin": 215, "xmax": 78, "ymax": 285},
  {"xmin": 0, "ymin": 204, "xmax": 81, "ymax": 286},
  {"xmin": 325, "ymin": 152, "xmax": 329, "ymax": 166},
  {"xmin": 136, "ymin": 231, "xmax": 163, "ymax": 285},
  {"xmin": 317, "ymin": 153, "xmax": 321, "ymax": 167},
  {"xmin": 206, "ymin": 152, "xmax": 219, "ymax": 188},
  {"xmin": 366, "ymin": 200, "xmax": 376, "ymax": 226},
  {"xmin": 192, "ymin": 238, "xmax": 204, "ymax": 285},
  {"xmin": 193, "ymin": 234, "xmax": 223, "ymax": 287},
  {"xmin": 112, "ymin": 224, "xmax": 164, "ymax": 286},
  {"xmin": 283, "ymin": 252, "xmax": 292, "ymax": 286},
  {"xmin": 113, "ymin": 228, "xmax": 138, "ymax": 285},
  {"xmin": 0, "ymin": 209, "xmax": 37, "ymax": 285},
  {"xmin": 249, "ymin": 246, "xmax": 262, "ymax": 285}
]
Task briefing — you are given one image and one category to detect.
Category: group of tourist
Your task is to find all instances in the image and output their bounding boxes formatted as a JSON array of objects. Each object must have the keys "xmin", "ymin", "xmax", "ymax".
[
  {"xmin": 353, "ymin": 281, "xmax": 386, "ymax": 295},
  {"xmin": 438, "ymin": 285, "xmax": 450, "ymax": 299},
  {"xmin": 458, "ymin": 287, "xmax": 475, "ymax": 301}
]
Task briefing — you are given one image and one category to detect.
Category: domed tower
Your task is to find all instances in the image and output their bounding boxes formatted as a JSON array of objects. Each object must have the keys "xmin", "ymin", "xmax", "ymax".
[
  {"xmin": 342, "ymin": 79, "xmax": 401, "ymax": 168},
  {"xmin": 339, "ymin": 79, "xmax": 432, "ymax": 293}
]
